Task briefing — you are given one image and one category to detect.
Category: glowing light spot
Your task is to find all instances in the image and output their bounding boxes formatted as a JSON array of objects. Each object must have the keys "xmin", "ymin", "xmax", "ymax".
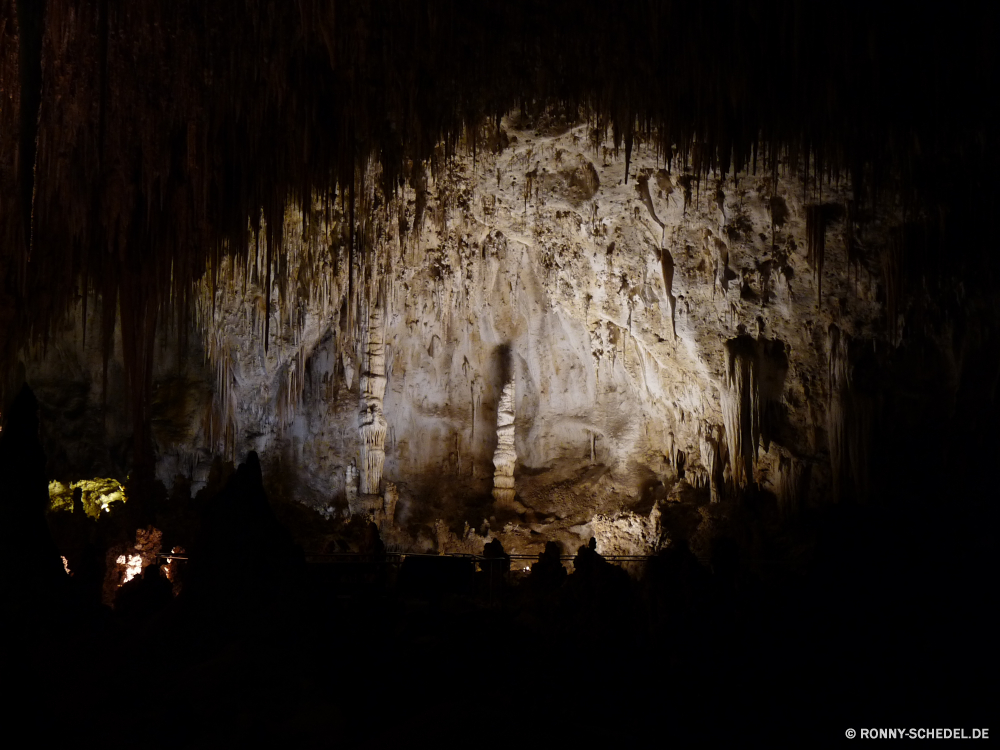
[
  {"xmin": 117, "ymin": 554, "xmax": 143, "ymax": 584},
  {"xmin": 61, "ymin": 556, "xmax": 71, "ymax": 575}
]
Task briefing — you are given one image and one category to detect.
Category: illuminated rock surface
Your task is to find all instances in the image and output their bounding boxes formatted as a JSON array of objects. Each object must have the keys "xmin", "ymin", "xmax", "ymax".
[
  {"xmin": 1, "ymin": 126, "xmax": 845, "ymax": 551},
  {"xmin": 13, "ymin": 115, "xmax": 998, "ymax": 557},
  {"xmin": 491, "ymin": 379, "xmax": 517, "ymax": 509},
  {"xmin": 0, "ymin": 5, "xmax": 995, "ymax": 745}
]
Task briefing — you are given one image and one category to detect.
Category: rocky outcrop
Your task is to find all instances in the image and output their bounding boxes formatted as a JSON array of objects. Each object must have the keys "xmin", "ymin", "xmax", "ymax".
[{"xmin": 591, "ymin": 505, "xmax": 665, "ymax": 557}]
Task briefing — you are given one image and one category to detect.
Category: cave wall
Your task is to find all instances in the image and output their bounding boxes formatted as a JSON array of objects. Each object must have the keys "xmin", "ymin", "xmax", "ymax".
[{"xmin": 20, "ymin": 116, "xmax": 957, "ymax": 530}]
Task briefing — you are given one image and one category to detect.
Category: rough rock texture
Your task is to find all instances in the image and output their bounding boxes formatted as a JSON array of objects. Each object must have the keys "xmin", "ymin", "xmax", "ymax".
[
  {"xmin": 591, "ymin": 505, "xmax": 665, "ymax": 557},
  {"xmin": 15, "ymin": 114, "xmax": 986, "ymax": 549}
]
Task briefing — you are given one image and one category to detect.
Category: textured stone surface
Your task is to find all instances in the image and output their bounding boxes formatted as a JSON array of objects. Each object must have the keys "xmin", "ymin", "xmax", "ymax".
[{"xmin": 18, "ymin": 116, "xmax": 912, "ymax": 545}]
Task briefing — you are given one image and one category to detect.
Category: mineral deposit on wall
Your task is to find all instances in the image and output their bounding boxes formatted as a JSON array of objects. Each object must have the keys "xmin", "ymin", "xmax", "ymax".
[{"xmin": 22, "ymin": 115, "xmax": 896, "ymax": 550}]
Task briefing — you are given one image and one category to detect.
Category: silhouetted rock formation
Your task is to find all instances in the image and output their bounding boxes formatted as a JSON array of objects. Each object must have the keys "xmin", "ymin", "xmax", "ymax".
[
  {"xmin": 528, "ymin": 541, "xmax": 567, "ymax": 590},
  {"xmin": 0, "ymin": 385, "xmax": 69, "ymax": 617},
  {"xmin": 185, "ymin": 451, "xmax": 299, "ymax": 605},
  {"xmin": 482, "ymin": 537, "xmax": 511, "ymax": 577}
]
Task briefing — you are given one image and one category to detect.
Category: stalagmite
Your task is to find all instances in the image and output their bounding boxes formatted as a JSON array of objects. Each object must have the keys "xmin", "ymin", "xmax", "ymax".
[
  {"xmin": 359, "ymin": 302, "xmax": 388, "ymax": 495},
  {"xmin": 343, "ymin": 352, "xmax": 355, "ymax": 390},
  {"xmin": 345, "ymin": 460, "xmax": 359, "ymax": 513},
  {"xmin": 492, "ymin": 379, "xmax": 517, "ymax": 509},
  {"xmin": 376, "ymin": 481, "xmax": 399, "ymax": 529}
]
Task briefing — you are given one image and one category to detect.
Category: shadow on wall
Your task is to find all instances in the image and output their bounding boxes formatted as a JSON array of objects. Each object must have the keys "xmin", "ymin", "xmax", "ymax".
[{"xmin": 491, "ymin": 342, "xmax": 513, "ymax": 393}]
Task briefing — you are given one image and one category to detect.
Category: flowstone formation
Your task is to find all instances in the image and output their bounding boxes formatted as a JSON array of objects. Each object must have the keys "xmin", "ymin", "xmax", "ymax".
[{"xmin": 492, "ymin": 379, "xmax": 517, "ymax": 510}]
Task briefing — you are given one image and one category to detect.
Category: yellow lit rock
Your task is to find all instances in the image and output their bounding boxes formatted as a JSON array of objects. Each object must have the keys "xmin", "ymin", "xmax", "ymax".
[{"xmin": 47, "ymin": 478, "xmax": 127, "ymax": 519}]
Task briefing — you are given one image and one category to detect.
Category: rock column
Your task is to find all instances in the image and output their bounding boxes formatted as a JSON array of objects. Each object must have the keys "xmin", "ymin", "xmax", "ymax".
[
  {"xmin": 492, "ymin": 379, "xmax": 516, "ymax": 508},
  {"xmin": 359, "ymin": 304, "xmax": 388, "ymax": 495}
]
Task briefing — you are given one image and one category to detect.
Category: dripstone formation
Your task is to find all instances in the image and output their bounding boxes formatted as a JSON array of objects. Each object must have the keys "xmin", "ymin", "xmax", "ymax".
[
  {"xmin": 492, "ymin": 379, "xmax": 517, "ymax": 510},
  {"xmin": 0, "ymin": 3, "xmax": 995, "ymax": 744}
]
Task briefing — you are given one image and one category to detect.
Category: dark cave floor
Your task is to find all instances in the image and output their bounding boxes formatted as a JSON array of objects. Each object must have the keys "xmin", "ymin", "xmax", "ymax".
[{"xmin": 4, "ymin": 495, "xmax": 994, "ymax": 749}]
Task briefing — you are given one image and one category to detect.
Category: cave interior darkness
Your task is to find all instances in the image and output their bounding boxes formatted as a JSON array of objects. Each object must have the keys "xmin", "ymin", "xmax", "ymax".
[{"xmin": 0, "ymin": 1, "xmax": 997, "ymax": 746}]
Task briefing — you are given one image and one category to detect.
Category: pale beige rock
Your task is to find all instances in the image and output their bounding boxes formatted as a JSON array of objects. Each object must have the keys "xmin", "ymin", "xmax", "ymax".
[{"xmin": 591, "ymin": 505, "xmax": 664, "ymax": 557}]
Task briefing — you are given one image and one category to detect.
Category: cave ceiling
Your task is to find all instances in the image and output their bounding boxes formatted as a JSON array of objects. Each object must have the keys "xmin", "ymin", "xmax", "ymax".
[{"xmin": 1, "ymin": 1, "xmax": 997, "ymax": 530}]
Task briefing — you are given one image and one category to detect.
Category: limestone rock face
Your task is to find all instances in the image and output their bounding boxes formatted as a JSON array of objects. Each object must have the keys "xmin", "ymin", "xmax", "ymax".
[
  {"xmin": 591, "ymin": 506, "xmax": 665, "ymax": 557},
  {"xmin": 18, "ymin": 114, "xmax": 970, "ymax": 538}
]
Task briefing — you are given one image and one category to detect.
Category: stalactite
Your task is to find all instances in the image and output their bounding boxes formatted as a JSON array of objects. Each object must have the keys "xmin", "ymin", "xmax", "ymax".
[
  {"xmin": 721, "ymin": 337, "xmax": 762, "ymax": 489},
  {"xmin": 14, "ymin": 0, "xmax": 44, "ymax": 259},
  {"xmin": 635, "ymin": 173, "xmax": 677, "ymax": 340},
  {"xmin": 0, "ymin": 0, "xmax": 988, "ymax": 485},
  {"xmin": 775, "ymin": 455, "xmax": 809, "ymax": 517},
  {"xmin": 806, "ymin": 204, "xmax": 826, "ymax": 306},
  {"xmin": 883, "ymin": 228, "xmax": 904, "ymax": 345},
  {"xmin": 700, "ymin": 425, "xmax": 725, "ymax": 504},
  {"xmin": 844, "ymin": 199, "xmax": 861, "ymax": 288},
  {"xmin": 492, "ymin": 379, "xmax": 516, "ymax": 509},
  {"xmin": 827, "ymin": 324, "xmax": 873, "ymax": 503}
]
